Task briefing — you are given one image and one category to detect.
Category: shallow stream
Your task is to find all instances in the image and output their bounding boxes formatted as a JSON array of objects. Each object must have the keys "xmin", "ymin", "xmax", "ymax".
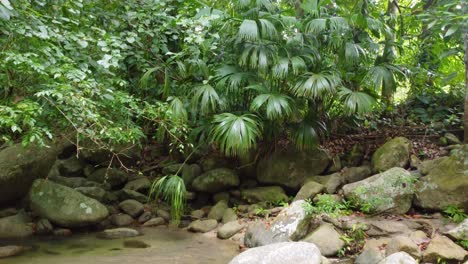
[{"xmin": 1, "ymin": 227, "xmax": 238, "ymax": 264}]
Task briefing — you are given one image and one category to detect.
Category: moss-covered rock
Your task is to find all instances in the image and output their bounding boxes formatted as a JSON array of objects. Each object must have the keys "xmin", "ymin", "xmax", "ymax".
[
  {"xmin": 342, "ymin": 167, "xmax": 416, "ymax": 214},
  {"xmin": 29, "ymin": 179, "xmax": 109, "ymax": 227},
  {"xmin": 240, "ymin": 186, "xmax": 288, "ymax": 204},
  {"xmin": 256, "ymin": 148, "xmax": 330, "ymax": 190},
  {"xmin": 414, "ymin": 145, "xmax": 468, "ymax": 211},
  {"xmin": 192, "ymin": 168, "xmax": 239, "ymax": 193},
  {"xmin": 88, "ymin": 168, "xmax": 128, "ymax": 189},
  {"xmin": 293, "ymin": 181, "xmax": 325, "ymax": 201},
  {"xmin": 371, "ymin": 137, "xmax": 412, "ymax": 173},
  {"xmin": 0, "ymin": 143, "xmax": 59, "ymax": 205}
]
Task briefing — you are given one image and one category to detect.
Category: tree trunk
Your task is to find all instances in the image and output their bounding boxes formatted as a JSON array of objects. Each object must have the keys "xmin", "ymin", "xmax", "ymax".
[
  {"xmin": 382, "ymin": 0, "xmax": 399, "ymax": 106},
  {"xmin": 464, "ymin": 30, "xmax": 468, "ymax": 143}
]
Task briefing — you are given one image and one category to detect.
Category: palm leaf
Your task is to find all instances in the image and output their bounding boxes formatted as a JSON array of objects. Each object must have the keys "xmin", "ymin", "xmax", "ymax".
[
  {"xmin": 305, "ymin": 18, "xmax": 327, "ymax": 34},
  {"xmin": 292, "ymin": 72, "xmax": 340, "ymax": 99},
  {"xmin": 211, "ymin": 113, "xmax": 262, "ymax": 157},
  {"xmin": 250, "ymin": 93, "xmax": 292, "ymax": 120},
  {"xmin": 338, "ymin": 87, "xmax": 376, "ymax": 115},
  {"xmin": 345, "ymin": 42, "xmax": 366, "ymax": 64},
  {"xmin": 191, "ymin": 84, "xmax": 220, "ymax": 115},
  {"xmin": 239, "ymin": 19, "xmax": 259, "ymax": 41},
  {"xmin": 168, "ymin": 96, "xmax": 187, "ymax": 121},
  {"xmin": 148, "ymin": 175, "xmax": 186, "ymax": 224},
  {"xmin": 258, "ymin": 18, "xmax": 277, "ymax": 39},
  {"xmin": 290, "ymin": 122, "xmax": 318, "ymax": 151}
]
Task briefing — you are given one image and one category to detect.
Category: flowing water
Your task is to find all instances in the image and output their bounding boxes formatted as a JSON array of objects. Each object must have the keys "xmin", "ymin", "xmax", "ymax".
[{"xmin": 1, "ymin": 227, "xmax": 239, "ymax": 264}]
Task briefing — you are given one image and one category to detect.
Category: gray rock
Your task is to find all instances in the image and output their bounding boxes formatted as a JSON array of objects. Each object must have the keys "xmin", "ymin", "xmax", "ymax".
[
  {"xmin": 182, "ymin": 164, "xmax": 201, "ymax": 187},
  {"xmin": 208, "ymin": 200, "xmax": 228, "ymax": 221},
  {"xmin": 0, "ymin": 213, "xmax": 33, "ymax": 239},
  {"xmin": 119, "ymin": 199, "xmax": 144, "ymax": 218},
  {"xmin": 294, "ymin": 181, "xmax": 325, "ymax": 201},
  {"xmin": 97, "ymin": 228, "xmax": 141, "ymax": 239},
  {"xmin": 213, "ymin": 192, "xmax": 230, "ymax": 203},
  {"xmin": 124, "ymin": 177, "xmax": 151, "ymax": 193},
  {"xmin": 116, "ymin": 189, "xmax": 147, "ymax": 203},
  {"xmin": 257, "ymin": 148, "xmax": 330, "ymax": 190},
  {"xmin": 162, "ymin": 163, "xmax": 186, "ymax": 175},
  {"xmin": 378, "ymin": 252, "xmax": 417, "ymax": 264},
  {"xmin": 29, "ymin": 179, "xmax": 109, "ymax": 227},
  {"xmin": 371, "ymin": 137, "xmax": 412, "ymax": 172},
  {"xmin": 35, "ymin": 218, "xmax": 53, "ymax": 235},
  {"xmin": 341, "ymin": 166, "xmax": 372, "ymax": 183},
  {"xmin": 156, "ymin": 209, "xmax": 171, "ymax": 222},
  {"xmin": 142, "ymin": 217, "xmax": 165, "ymax": 227},
  {"xmin": 327, "ymin": 155, "xmax": 342, "ymax": 173},
  {"xmin": 355, "ymin": 247, "xmax": 385, "ymax": 264},
  {"xmin": 123, "ymin": 239, "xmax": 150, "ymax": 248},
  {"xmin": 307, "ymin": 173, "xmax": 343, "ymax": 194},
  {"xmin": 49, "ymin": 175, "xmax": 89, "ymax": 188},
  {"xmin": 447, "ymin": 219, "xmax": 468, "ymax": 241},
  {"xmin": 192, "ymin": 168, "xmax": 239, "ymax": 193},
  {"xmin": 385, "ymin": 236, "xmax": 420, "ymax": 259},
  {"xmin": 343, "ymin": 168, "xmax": 416, "ymax": 214},
  {"xmin": 422, "ymin": 235, "xmax": 467, "ymax": 262},
  {"xmin": 0, "ymin": 245, "xmax": 24, "ymax": 258},
  {"xmin": 187, "ymin": 219, "xmax": 218, "ymax": 233},
  {"xmin": 53, "ymin": 228, "xmax": 72, "ymax": 236},
  {"xmin": 245, "ymin": 221, "xmax": 288, "ymax": 247},
  {"xmin": 222, "ymin": 208, "xmax": 238, "ymax": 224},
  {"xmin": 58, "ymin": 156, "xmax": 85, "ymax": 177},
  {"xmin": 217, "ymin": 221, "xmax": 244, "ymax": 239},
  {"xmin": 110, "ymin": 214, "xmax": 134, "ymax": 227},
  {"xmin": 75, "ymin": 186, "xmax": 107, "ymax": 202},
  {"xmin": 137, "ymin": 211, "xmax": 152, "ymax": 223},
  {"xmin": 190, "ymin": 209, "xmax": 205, "ymax": 219},
  {"xmin": 302, "ymin": 223, "xmax": 344, "ymax": 257},
  {"xmin": 240, "ymin": 186, "xmax": 288, "ymax": 204},
  {"xmin": 0, "ymin": 143, "xmax": 59, "ymax": 205},
  {"xmin": 88, "ymin": 168, "xmax": 128, "ymax": 189},
  {"xmin": 229, "ymin": 242, "xmax": 321, "ymax": 264}
]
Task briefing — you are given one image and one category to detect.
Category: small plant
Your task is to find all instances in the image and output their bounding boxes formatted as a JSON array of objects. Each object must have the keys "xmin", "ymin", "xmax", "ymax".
[
  {"xmin": 459, "ymin": 240, "xmax": 468, "ymax": 250},
  {"xmin": 303, "ymin": 195, "xmax": 352, "ymax": 217},
  {"xmin": 254, "ymin": 207, "xmax": 268, "ymax": 217},
  {"xmin": 148, "ymin": 175, "xmax": 186, "ymax": 224},
  {"xmin": 443, "ymin": 205, "xmax": 467, "ymax": 223},
  {"xmin": 339, "ymin": 224, "xmax": 367, "ymax": 256}
]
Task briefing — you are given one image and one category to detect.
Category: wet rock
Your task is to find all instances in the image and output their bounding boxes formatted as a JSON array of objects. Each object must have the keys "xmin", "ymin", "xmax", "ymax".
[
  {"xmin": 414, "ymin": 145, "xmax": 468, "ymax": 211},
  {"xmin": 53, "ymin": 228, "xmax": 72, "ymax": 237},
  {"xmin": 156, "ymin": 209, "xmax": 171, "ymax": 222},
  {"xmin": 119, "ymin": 199, "xmax": 144, "ymax": 218},
  {"xmin": 371, "ymin": 137, "xmax": 411, "ymax": 172},
  {"xmin": 58, "ymin": 156, "xmax": 85, "ymax": 177},
  {"xmin": 0, "ymin": 143, "xmax": 59, "ymax": 205},
  {"xmin": 123, "ymin": 239, "xmax": 150, "ymax": 248},
  {"xmin": 294, "ymin": 181, "xmax": 325, "ymax": 201},
  {"xmin": 192, "ymin": 168, "xmax": 239, "ymax": 193},
  {"xmin": 0, "ymin": 245, "xmax": 24, "ymax": 258},
  {"xmin": 208, "ymin": 200, "xmax": 228, "ymax": 221},
  {"xmin": 229, "ymin": 242, "xmax": 321, "ymax": 264},
  {"xmin": 29, "ymin": 179, "xmax": 109, "ymax": 227},
  {"xmin": 187, "ymin": 219, "xmax": 218, "ymax": 233},
  {"xmin": 422, "ymin": 235, "xmax": 467, "ymax": 262},
  {"xmin": 97, "ymin": 228, "xmax": 141, "ymax": 239},
  {"xmin": 0, "ymin": 213, "xmax": 33, "ymax": 239},
  {"xmin": 385, "ymin": 235, "xmax": 420, "ymax": 259},
  {"xmin": 137, "ymin": 211, "xmax": 152, "ymax": 224},
  {"xmin": 217, "ymin": 221, "xmax": 244, "ymax": 239},
  {"xmin": 36, "ymin": 218, "xmax": 53, "ymax": 235},
  {"xmin": 88, "ymin": 168, "xmax": 128, "ymax": 189},
  {"xmin": 446, "ymin": 219, "xmax": 468, "ymax": 240},
  {"xmin": 110, "ymin": 214, "xmax": 134, "ymax": 227},
  {"xmin": 378, "ymin": 252, "xmax": 417, "ymax": 264},
  {"xmin": 190, "ymin": 209, "xmax": 205, "ymax": 219},
  {"xmin": 142, "ymin": 217, "xmax": 165, "ymax": 227},
  {"xmin": 240, "ymin": 186, "xmax": 288, "ymax": 204},
  {"xmin": 302, "ymin": 223, "xmax": 345, "ymax": 257},
  {"xmin": 343, "ymin": 168, "xmax": 416, "ymax": 214},
  {"xmin": 222, "ymin": 208, "xmax": 238, "ymax": 224},
  {"xmin": 75, "ymin": 186, "xmax": 107, "ymax": 202},
  {"xmin": 341, "ymin": 165, "xmax": 372, "ymax": 184},
  {"xmin": 257, "ymin": 148, "xmax": 330, "ymax": 190},
  {"xmin": 124, "ymin": 177, "xmax": 151, "ymax": 193}
]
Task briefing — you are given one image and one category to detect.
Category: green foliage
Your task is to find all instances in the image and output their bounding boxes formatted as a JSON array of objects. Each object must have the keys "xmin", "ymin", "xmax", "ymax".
[
  {"xmin": 459, "ymin": 240, "xmax": 468, "ymax": 250},
  {"xmin": 339, "ymin": 224, "xmax": 367, "ymax": 257},
  {"xmin": 148, "ymin": 175, "xmax": 186, "ymax": 224},
  {"xmin": 443, "ymin": 205, "xmax": 467, "ymax": 223},
  {"xmin": 303, "ymin": 195, "xmax": 352, "ymax": 217}
]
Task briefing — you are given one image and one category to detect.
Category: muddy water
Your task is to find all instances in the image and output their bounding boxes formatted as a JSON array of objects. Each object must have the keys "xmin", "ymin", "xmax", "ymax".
[{"xmin": 1, "ymin": 227, "xmax": 238, "ymax": 264}]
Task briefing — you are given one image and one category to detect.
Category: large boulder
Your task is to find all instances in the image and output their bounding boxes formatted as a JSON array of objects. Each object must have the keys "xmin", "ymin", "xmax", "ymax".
[
  {"xmin": 257, "ymin": 148, "xmax": 330, "ymax": 190},
  {"xmin": 207, "ymin": 200, "xmax": 228, "ymax": 221},
  {"xmin": 229, "ymin": 242, "xmax": 322, "ymax": 264},
  {"xmin": 414, "ymin": 145, "xmax": 468, "ymax": 211},
  {"xmin": 342, "ymin": 168, "xmax": 416, "ymax": 214},
  {"xmin": 240, "ymin": 186, "xmax": 288, "ymax": 204},
  {"xmin": 302, "ymin": 223, "xmax": 345, "ymax": 257},
  {"xmin": 371, "ymin": 137, "xmax": 412, "ymax": 173},
  {"xmin": 192, "ymin": 168, "xmax": 239, "ymax": 193},
  {"xmin": 0, "ymin": 143, "xmax": 59, "ymax": 205},
  {"xmin": 422, "ymin": 235, "xmax": 467, "ymax": 262},
  {"xmin": 245, "ymin": 200, "xmax": 311, "ymax": 247},
  {"xmin": 341, "ymin": 165, "xmax": 372, "ymax": 184},
  {"xmin": 29, "ymin": 179, "xmax": 109, "ymax": 227},
  {"xmin": 217, "ymin": 221, "xmax": 244, "ymax": 239}
]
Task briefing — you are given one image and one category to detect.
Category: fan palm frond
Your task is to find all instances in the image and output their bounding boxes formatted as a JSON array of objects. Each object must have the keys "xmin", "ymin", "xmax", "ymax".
[
  {"xmin": 338, "ymin": 87, "xmax": 376, "ymax": 115},
  {"xmin": 258, "ymin": 18, "xmax": 277, "ymax": 39},
  {"xmin": 191, "ymin": 84, "xmax": 220, "ymax": 115},
  {"xmin": 345, "ymin": 42, "xmax": 366, "ymax": 64},
  {"xmin": 216, "ymin": 65, "xmax": 253, "ymax": 91},
  {"xmin": 292, "ymin": 72, "xmax": 341, "ymax": 99},
  {"xmin": 290, "ymin": 122, "xmax": 318, "ymax": 151},
  {"xmin": 211, "ymin": 113, "xmax": 262, "ymax": 157},
  {"xmin": 239, "ymin": 19, "xmax": 259, "ymax": 41},
  {"xmin": 305, "ymin": 18, "xmax": 327, "ymax": 34},
  {"xmin": 250, "ymin": 93, "xmax": 292, "ymax": 120},
  {"xmin": 168, "ymin": 96, "xmax": 187, "ymax": 121}
]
